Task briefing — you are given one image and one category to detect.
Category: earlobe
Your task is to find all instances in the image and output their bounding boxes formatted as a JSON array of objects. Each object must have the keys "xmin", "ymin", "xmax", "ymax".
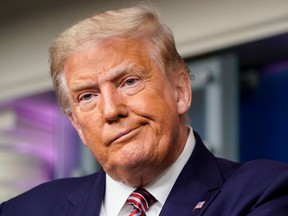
[
  {"xmin": 68, "ymin": 113, "xmax": 87, "ymax": 145},
  {"xmin": 176, "ymin": 73, "xmax": 192, "ymax": 115}
]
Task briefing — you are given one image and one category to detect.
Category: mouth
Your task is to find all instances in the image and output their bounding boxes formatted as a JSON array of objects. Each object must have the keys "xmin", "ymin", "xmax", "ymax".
[{"xmin": 111, "ymin": 125, "xmax": 143, "ymax": 144}]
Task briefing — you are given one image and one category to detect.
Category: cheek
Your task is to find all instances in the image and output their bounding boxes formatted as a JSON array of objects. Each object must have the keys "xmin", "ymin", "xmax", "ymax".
[
  {"xmin": 71, "ymin": 114, "xmax": 109, "ymax": 164},
  {"xmin": 75, "ymin": 113, "xmax": 103, "ymax": 144},
  {"xmin": 132, "ymin": 84, "xmax": 177, "ymax": 113},
  {"xmin": 81, "ymin": 120, "xmax": 109, "ymax": 163}
]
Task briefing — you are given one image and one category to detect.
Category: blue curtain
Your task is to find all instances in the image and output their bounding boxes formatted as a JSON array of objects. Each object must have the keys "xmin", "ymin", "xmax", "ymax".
[{"xmin": 240, "ymin": 62, "xmax": 288, "ymax": 163}]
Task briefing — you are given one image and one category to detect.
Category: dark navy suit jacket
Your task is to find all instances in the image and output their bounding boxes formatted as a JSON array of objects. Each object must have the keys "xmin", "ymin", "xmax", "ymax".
[{"xmin": 1, "ymin": 132, "xmax": 288, "ymax": 215}]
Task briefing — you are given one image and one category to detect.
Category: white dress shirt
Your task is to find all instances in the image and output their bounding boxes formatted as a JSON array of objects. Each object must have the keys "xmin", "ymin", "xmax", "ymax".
[{"xmin": 100, "ymin": 126, "xmax": 195, "ymax": 216}]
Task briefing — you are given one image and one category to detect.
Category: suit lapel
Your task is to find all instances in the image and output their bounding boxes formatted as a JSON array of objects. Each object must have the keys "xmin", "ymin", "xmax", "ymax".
[
  {"xmin": 64, "ymin": 169, "xmax": 106, "ymax": 216},
  {"xmin": 160, "ymin": 131, "xmax": 224, "ymax": 216}
]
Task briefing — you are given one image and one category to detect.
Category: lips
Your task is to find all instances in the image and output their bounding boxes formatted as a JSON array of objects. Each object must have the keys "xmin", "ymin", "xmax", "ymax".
[{"xmin": 111, "ymin": 125, "xmax": 142, "ymax": 144}]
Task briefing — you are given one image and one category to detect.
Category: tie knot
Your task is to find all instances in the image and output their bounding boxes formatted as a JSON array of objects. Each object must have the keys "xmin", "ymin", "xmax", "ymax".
[{"xmin": 126, "ymin": 188, "xmax": 157, "ymax": 215}]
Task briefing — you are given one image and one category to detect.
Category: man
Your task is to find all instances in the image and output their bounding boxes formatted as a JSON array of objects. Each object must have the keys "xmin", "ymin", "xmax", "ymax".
[{"xmin": 1, "ymin": 3, "xmax": 288, "ymax": 216}]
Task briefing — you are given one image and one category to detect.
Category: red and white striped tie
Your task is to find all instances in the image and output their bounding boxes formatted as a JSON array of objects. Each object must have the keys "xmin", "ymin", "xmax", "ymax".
[{"xmin": 126, "ymin": 188, "xmax": 157, "ymax": 216}]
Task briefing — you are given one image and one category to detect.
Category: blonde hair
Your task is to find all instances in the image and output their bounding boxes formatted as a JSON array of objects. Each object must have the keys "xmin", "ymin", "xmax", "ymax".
[{"xmin": 50, "ymin": 3, "xmax": 190, "ymax": 114}]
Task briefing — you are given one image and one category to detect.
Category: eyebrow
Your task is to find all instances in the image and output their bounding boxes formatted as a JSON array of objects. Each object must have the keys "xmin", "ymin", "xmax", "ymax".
[
  {"xmin": 103, "ymin": 62, "xmax": 141, "ymax": 82},
  {"xmin": 70, "ymin": 62, "xmax": 142, "ymax": 93},
  {"xmin": 71, "ymin": 80, "xmax": 98, "ymax": 94}
]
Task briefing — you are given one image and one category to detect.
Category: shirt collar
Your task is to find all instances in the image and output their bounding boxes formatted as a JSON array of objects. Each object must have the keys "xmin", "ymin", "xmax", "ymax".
[
  {"xmin": 104, "ymin": 175, "xmax": 134, "ymax": 216},
  {"xmin": 104, "ymin": 126, "xmax": 195, "ymax": 215}
]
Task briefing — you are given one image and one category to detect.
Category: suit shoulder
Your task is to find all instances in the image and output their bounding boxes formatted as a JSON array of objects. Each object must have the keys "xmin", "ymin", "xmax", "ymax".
[
  {"xmin": 20, "ymin": 173, "xmax": 97, "ymax": 198},
  {"xmin": 0, "ymin": 173, "xmax": 99, "ymax": 215},
  {"xmin": 223, "ymin": 159, "xmax": 288, "ymax": 192},
  {"xmin": 216, "ymin": 157, "xmax": 288, "ymax": 180},
  {"xmin": 240, "ymin": 159, "xmax": 288, "ymax": 177}
]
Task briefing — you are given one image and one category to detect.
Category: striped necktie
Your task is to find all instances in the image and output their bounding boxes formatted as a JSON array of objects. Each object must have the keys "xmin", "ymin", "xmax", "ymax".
[{"xmin": 126, "ymin": 188, "xmax": 157, "ymax": 216}]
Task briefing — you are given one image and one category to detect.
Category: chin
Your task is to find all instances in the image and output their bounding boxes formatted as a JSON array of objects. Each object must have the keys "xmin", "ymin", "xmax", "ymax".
[
  {"xmin": 114, "ymin": 153, "xmax": 150, "ymax": 174},
  {"xmin": 120, "ymin": 156, "xmax": 146, "ymax": 170}
]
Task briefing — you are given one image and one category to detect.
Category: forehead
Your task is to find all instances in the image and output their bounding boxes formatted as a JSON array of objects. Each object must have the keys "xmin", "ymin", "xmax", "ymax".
[{"xmin": 64, "ymin": 37, "xmax": 159, "ymax": 79}]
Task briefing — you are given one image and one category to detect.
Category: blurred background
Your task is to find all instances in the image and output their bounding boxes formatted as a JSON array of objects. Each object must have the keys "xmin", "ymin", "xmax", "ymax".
[{"xmin": 1, "ymin": 0, "xmax": 288, "ymax": 202}]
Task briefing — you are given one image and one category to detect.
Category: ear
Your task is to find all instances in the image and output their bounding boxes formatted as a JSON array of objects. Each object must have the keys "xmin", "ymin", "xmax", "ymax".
[
  {"xmin": 68, "ymin": 113, "xmax": 88, "ymax": 145},
  {"xmin": 175, "ymin": 73, "xmax": 192, "ymax": 115}
]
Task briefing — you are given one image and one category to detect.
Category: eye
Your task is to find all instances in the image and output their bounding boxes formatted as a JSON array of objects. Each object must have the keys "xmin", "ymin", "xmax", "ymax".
[
  {"xmin": 124, "ymin": 78, "xmax": 139, "ymax": 86},
  {"xmin": 119, "ymin": 76, "xmax": 144, "ymax": 95},
  {"xmin": 79, "ymin": 93, "xmax": 95, "ymax": 102},
  {"xmin": 81, "ymin": 94, "xmax": 92, "ymax": 100}
]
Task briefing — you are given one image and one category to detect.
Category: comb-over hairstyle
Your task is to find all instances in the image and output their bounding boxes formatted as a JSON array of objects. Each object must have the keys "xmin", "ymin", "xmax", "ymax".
[{"xmin": 50, "ymin": 3, "xmax": 190, "ymax": 114}]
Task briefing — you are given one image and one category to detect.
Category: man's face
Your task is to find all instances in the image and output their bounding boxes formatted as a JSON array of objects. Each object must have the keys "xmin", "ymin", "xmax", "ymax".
[{"xmin": 64, "ymin": 38, "xmax": 191, "ymax": 186}]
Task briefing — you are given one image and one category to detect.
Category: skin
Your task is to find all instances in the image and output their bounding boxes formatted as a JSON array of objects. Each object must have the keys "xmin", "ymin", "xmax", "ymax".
[{"xmin": 64, "ymin": 37, "xmax": 192, "ymax": 187}]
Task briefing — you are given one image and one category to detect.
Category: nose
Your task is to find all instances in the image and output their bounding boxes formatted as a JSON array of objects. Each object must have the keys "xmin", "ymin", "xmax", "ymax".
[{"xmin": 101, "ymin": 85, "xmax": 128, "ymax": 123}]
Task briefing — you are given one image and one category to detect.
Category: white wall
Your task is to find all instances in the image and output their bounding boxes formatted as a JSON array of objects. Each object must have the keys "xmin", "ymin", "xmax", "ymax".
[{"xmin": 1, "ymin": 0, "xmax": 288, "ymax": 101}]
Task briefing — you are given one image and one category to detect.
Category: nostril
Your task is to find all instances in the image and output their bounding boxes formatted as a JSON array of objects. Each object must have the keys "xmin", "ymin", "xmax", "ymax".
[
  {"xmin": 105, "ymin": 113, "xmax": 119, "ymax": 123},
  {"xmin": 105, "ymin": 113, "xmax": 127, "ymax": 124}
]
